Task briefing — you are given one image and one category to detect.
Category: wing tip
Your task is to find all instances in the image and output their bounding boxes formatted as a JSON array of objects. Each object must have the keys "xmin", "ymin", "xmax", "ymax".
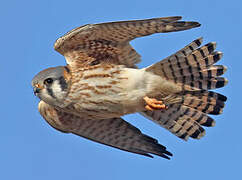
[
  {"xmin": 192, "ymin": 21, "xmax": 201, "ymax": 28},
  {"xmin": 170, "ymin": 21, "xmax": 201, "ymax": 29},
  {"xmin": 142, "ymin": 134, "xmax": 173, "ymax": 159},
  {"xmin": 154, "ymin": 150, "xmax": 173, "ymax": 160},
  {"xmin": 154, "ymin": 16, "xmax": 182, "ymax": 22}
]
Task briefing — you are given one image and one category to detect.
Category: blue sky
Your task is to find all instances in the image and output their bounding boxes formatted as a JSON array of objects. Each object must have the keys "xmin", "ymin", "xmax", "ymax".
[{"xmin": 1, "ymin": 0, "xmax": 241, "ymax": 179}]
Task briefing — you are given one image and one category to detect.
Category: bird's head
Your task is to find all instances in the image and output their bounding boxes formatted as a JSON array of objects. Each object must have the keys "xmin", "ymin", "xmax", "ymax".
[{"xmin": 31, "ymin": 66, "xmax": 71, "ymax": 107}]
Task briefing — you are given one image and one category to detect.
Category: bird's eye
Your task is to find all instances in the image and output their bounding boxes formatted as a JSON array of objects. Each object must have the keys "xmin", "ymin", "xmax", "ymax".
[{"xmin": 44, "ymin": 78, "xmax": 53, "ymax": 85}]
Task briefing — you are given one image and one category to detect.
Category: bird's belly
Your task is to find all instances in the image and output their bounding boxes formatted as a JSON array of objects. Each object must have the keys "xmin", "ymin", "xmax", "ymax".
[
  {"xmin": 72, "ymin": 97, "xmax": 127, "ymax": 119},
  {"xmin": 66, "ymin": 66, "xmax": 146, "ymax": 119},
  {"xmin": 66, "ymin": 89, "xmax": 145, "ymax": 120}
]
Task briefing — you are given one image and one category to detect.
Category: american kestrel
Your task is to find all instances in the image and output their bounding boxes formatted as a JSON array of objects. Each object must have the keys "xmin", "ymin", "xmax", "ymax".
[{"xmin": 32, "ymin": 16, "xmax": 227, "ymax": 159}]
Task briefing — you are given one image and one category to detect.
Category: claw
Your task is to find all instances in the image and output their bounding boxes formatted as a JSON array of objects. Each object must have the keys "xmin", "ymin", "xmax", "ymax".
[{"xmin": 143, "ymin": 96, "xmax": 167, "ymax": 111}]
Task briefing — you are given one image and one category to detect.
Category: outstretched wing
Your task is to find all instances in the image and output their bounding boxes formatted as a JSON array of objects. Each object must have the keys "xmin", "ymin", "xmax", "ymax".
[
  {"xmin": 38, "ymin": 101, "xmax": 172, "ymax": 159},
  {"xmin": 54, "ymin": 16, "xmax": 200, "ymax": 68}
]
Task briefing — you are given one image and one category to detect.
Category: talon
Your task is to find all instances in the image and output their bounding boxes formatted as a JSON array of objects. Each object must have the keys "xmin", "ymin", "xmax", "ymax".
[
  {"xmin": 145, "ymin": 105, "xmax": 154, "ymax": 111},
  {"xmin": 143, "ymin": 96, "xmax": 167, "ymax": 111}
]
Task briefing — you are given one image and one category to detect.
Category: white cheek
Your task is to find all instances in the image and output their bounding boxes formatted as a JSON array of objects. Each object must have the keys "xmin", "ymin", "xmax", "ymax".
[
  {"xmin": 51, "ymin": 81, "xmax": 66, "ymax": 99},
  {"xmin": 52, "ymin": 81, "xmax": 62, "ymax": 94},
  {"xmin": 38, "ymin": 81, "xmax": 67, "ymax": 107}
]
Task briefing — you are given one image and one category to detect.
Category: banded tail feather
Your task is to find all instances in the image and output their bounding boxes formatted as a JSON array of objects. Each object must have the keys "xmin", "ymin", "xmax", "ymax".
[
  {"xmin": 142, "ymin": 38, "xmax": 227, "ymax": 140},
  {"xmin": 158, "ymin": 37, "xmax": 203, "ymax": 64},
  {"xmin": 141, "ymin": 104, "xmax": 207, "ymax": 140},
  {"xmin": 146, "ymin": 38, "xmax": 228, "ymax": 91},
  {"xmin": 179, "ymin": 90, "xmax": 227, "ymax": 115},
  {"xmin": 140, "ymin": 99, "xmax": 224, "ymax": 141},
  {"xmin": 160, "ymin": 51, "xmax": 224, "ymax": 76}
]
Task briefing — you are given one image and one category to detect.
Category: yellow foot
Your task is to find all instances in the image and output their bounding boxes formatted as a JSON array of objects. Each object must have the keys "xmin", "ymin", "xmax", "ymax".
[{"xmin": 143, "ymin": 96, "xmax": 167, "ymax": 111}]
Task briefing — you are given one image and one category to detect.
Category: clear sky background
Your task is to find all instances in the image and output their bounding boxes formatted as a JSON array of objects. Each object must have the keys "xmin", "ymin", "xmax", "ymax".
[{"xmin": 1, "ymin": 0, "xmax": 241, "ymax": 179}]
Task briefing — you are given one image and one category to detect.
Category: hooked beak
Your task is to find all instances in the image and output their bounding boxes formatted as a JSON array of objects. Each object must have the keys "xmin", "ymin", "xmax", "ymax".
[
  {"xmin": 33, "ymin": 87, "xmax": 41, "ymax": 96},
  {"xmin": 33, "ymin": 84, "xmax": 43, "ymax": 96}
]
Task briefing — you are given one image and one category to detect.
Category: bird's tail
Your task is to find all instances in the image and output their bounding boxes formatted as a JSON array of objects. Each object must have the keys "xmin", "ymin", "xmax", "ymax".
[{"xmin": 141, "ymin": 38, "xmax": 228, "ymax": 140}]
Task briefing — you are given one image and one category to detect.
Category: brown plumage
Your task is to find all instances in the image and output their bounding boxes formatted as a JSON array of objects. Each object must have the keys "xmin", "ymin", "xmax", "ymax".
[
  {"xmin": 31, "ymin": 16, "xmax": 227, "ymax": 159},
  {"xmin": 143, "ymin": 38, "xmax": 227, "ymax": 140}
]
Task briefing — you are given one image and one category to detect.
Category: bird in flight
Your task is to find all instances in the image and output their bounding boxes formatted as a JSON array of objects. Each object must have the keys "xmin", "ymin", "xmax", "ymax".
[{"xmin": 32, "ymin": 16, "xmax": 227, "ymax": 159}]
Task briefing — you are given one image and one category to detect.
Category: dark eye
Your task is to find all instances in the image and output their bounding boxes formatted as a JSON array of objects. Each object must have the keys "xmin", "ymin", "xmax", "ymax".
[{"xmin": 44, "ymin": 78, "xmax": 53, "ymax": 85}]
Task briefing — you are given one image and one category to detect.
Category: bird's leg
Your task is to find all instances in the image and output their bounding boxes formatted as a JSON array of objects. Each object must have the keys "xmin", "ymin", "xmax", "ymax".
[{"xmin": 143, "ymin": 96, "xmax": 167, "ymax": 111}]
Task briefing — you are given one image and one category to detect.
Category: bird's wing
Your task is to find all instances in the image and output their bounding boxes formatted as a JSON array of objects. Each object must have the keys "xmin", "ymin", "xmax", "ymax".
[
  {"xmin": 54, "ymin": 16, "xmax": 200, "ymax": 68},
  {"xmin": 38, "ymin": 100, "xmax": 70, "ymax": 133},
  {"xmin": 38, "ymin": 100, "xmax": 172, "ymax": 159}
]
